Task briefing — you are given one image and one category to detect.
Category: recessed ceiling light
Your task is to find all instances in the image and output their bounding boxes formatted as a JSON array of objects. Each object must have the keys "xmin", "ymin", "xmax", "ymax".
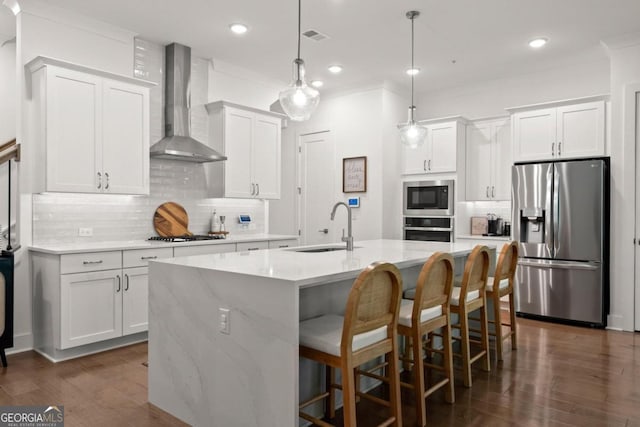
[
  {"xmin": 328, "ymin": 65, "xmax": 343, "ymax": 74},
  {"xmin": 229, "ymin": 23, "xmax": 249, "ymax": 35},
  {"xmin": 528, "ymin": 38, "xmax": 548, "ymax": 48},
  {"xmin": 406, "ymin": 68, "xmax": 420, "ymax": 76},
  {"xmin": 310, "ymin": 80, "xmax": 324, "ymax": 88}
]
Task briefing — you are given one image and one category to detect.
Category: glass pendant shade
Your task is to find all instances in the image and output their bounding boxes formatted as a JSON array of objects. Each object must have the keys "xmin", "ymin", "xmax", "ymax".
[
  {"xmin": 279, "ymin": 58, "xmax": 320, "ymax": 122},
  {"xmin": 398, "ymin": 106, "xmax": 427, "ymax": 148}
]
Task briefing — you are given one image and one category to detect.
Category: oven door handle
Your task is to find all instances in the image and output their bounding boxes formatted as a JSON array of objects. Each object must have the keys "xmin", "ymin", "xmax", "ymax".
[{"xmin": 403, "ymin": 227, "xmax": 453, "ymax": 232}]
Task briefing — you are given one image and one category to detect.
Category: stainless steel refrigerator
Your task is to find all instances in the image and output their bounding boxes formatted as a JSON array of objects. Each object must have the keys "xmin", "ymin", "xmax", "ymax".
[{"xmin": 512, "ymin": 158, "xmax": 609, "ymax": 327}]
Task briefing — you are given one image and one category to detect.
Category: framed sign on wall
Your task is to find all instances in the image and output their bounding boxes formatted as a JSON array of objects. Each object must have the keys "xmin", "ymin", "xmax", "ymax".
[{"xmin": 342, "ymin": 156, "xmax": 367, "ymax": 193}]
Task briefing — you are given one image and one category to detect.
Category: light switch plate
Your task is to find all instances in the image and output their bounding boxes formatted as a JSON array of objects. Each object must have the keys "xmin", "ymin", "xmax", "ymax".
[{"xmin": 78, "ymin": 227, "xmax": 93, "ymax": 237}]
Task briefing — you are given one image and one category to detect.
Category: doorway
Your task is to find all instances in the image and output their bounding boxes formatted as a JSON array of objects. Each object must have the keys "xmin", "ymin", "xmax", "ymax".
[{"xmin": 298, "ymin": 131, "xmax": 335, "ymax": 246}]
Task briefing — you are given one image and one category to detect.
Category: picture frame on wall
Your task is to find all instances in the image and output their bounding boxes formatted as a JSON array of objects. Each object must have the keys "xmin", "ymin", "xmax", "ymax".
[{"xmin": 342, "ymin": 156, "xmax": 367, "ymax": 193}]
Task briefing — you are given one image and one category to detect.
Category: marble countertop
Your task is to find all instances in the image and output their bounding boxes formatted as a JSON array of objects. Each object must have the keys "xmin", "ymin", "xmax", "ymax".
[
  {"xmin": 29, "ymin": 234, "xmax": 299, "ymax": 255},
  {"xmin": 152, "ymin": 239, "xmax": 495, "ymax": 288}
]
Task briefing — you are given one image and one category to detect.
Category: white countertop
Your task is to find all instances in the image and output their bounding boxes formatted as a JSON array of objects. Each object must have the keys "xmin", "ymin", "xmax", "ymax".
[
  {"xmin": 29, "ymin": 234, "xmax": 298, "ymax": 255},
  {"xmin": 152, "ymin": 239, "xmax": 495, "ymax": 288}
]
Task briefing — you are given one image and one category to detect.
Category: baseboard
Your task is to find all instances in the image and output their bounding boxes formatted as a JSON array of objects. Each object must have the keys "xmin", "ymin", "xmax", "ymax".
[
  {"xmin": 606, "ymin": 314, "xmax": 626, "ymax": 331},
  {"xmin": 5, "ymin": 332, "xmax": 34, "ymax": 355}
]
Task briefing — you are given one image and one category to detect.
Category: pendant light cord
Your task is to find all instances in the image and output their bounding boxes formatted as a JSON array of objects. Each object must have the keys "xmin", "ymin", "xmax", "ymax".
[
  {"xmin": 410, "ymin": 14, "xmax": 415, "ymax": 118},
  {"xmin": 297, "ymin": 0, "xmax": 301, "ymax": 60}
]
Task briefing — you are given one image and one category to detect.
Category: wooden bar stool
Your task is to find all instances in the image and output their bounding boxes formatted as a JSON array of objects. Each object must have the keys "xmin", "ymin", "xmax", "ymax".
[
  {"xmin": 299, "ymin": 261, "xmax": 403, "ymax": 427},
  {"xmin": 397, "ymin": 252, "xmax": 455, "ymax": 427},
  {"xmin": 450, "ymin": 245, "xmax": 491, "ymax": 388},
  {"xmin": 486, "ymin": 241, "xmax": 519, "ymax": 361}
]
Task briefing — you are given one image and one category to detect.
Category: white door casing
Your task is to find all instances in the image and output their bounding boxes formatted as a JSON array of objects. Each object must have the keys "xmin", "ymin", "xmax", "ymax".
[
  {"xmin": 636, "ymin": 92, "xmax": 640, "ymax": 331},
  {"xmin": 299, "ymin": 131, "xmax": 335, "ymax": 246}
]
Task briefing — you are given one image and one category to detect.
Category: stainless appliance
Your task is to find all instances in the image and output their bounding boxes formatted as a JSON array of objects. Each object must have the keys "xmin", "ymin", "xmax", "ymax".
[
  {"xmin": 403, "ymin": 217, "xmax": 453, "ymax": 242},
  {"xmin": 403, "ymin": 179, "xmax": 454, "ymax": 216},
  {"xmin": 512, "ymin": 158, "xmax": 609, "ymax": 327},
  {"xmin": 149, "ymin": 43, "xmax": 227, "ymax": 163}
]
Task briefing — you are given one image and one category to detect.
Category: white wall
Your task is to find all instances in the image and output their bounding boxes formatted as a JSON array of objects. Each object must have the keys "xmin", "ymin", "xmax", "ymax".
[
  {"xmin": 605, "ymin": 37, "xmax": 640, "ymax": 331},
  {"xmin": 417, "ymin": 57, "xmax": 610, "ymax": 119},
  {"xmin": 270, "ymin": 86, "xmax": 407, "ymax": 242},
  {"xmin": 0, "ymin": 41, "xmax": 16, "ymax": 244}
]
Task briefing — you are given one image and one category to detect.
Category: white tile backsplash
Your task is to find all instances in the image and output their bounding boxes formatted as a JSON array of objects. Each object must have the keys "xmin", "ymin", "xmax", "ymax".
[
  {"xmin": 455, "ymin": 200, "xmax": 511, "ymax": 236},
  {"xmin": 32, "ymin": 38, "xmax": 267, "ymax": 245}
]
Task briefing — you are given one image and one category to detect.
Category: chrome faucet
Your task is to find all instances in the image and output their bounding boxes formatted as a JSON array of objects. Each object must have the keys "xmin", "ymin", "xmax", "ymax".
[{"xmin": 330, "ymin": 202, "xmax": 354, "ymax": 251}]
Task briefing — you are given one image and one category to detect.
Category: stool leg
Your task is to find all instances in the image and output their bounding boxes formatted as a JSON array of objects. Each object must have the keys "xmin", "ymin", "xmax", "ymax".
[
  {"xmin": 326, "ymin": 366, "xmax": 336, "ymax": 419},
  {"xmin": 341, "ymin": 361, "xmax": 357, "ymax": 427},
  {"xmin": 509, "ymin": 292, "xmax": 518, "ymax": 350},
  {"xmin": 480, "ymin": 304, "xmax": 491, "ymax": 373},
  {"xmin": 442, "ymin": 322, "xmax": 455, "ymax": 404},
  {"xmin": 411, "ymin": 333, "xmax": 426, "ymax": 427},
  {"xmin": 0, "ymin": 349, "xmax": 6, "ymax": 367},
  {"xmin": 460, "ymin": 308, "xmax": 472, "ymax": 388},
  {"xmin": 493, "ymin": 294, "xmax": 504, "ymax": 362},
  {"xmin": 388, "ymin": 334, "xmax": 403, "ymax": 427}
]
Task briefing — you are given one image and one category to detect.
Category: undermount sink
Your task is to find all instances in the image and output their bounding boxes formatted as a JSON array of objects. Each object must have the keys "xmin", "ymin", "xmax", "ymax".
[{"xmin": 289, "ymin": 245, "xmax": 357, "ymax": 253}]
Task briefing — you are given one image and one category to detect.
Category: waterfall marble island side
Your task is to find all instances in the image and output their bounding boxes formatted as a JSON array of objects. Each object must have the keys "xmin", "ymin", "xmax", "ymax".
[{"xmin": 147, "ymin": 239, "xmax": 495, "ymax": 427}]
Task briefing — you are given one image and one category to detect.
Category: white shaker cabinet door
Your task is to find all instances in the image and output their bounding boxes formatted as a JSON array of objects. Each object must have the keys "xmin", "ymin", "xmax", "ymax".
[
  {"xmin": 492, "ymin": 119, "xmax": 512, "ymax": 201},
  {"xmin": 252, "ymin": 113, "xmax": 281, "ymax": 199},
  {"xmin": 556, "ymin": 101, "xmax": 604, "ymax": 159},
  {"xmin": 224, "ymin": 108, "xmax": 254, "ymax": 198},
  {"xmin": 465, "ymin": 123, "xmax": 492, "ymax": 200},
  {"xmin": 102, "ymin": 79, "xmax": 150, "ymax": 195},
  {"xmin": 60, "ymin": 270, "xmax": 123, "ymax": 349},
  {"xmin": 122, "ymin": 266, "xmax": 149, "ymax": 335},
  {"xmin": 401, "ymin": 143, "xmax": 429, "ymax": 175},
  {"xmin": 428, "ymin": 123, "xmax": 457, "ymax": 173},
  {"xmin": 513, "ymin": 108, "xmax": 556, "ymax": 162},
  {"xmin": 46, "ymin": 67, "xmax": 102, "ymax": 193}
]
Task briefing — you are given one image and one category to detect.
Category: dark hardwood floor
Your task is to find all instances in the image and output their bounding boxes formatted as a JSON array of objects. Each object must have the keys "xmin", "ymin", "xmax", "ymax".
[{"xmin": 1, "ymin": 317, "xmax": 639, "ymax": 426}]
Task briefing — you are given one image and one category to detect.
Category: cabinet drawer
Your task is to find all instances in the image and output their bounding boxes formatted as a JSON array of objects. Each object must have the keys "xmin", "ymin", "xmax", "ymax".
[
  {"xmin": 173, "ymin": 243, "xmax": 236, "ymax": 257},
  {"xmin": 236, "ymin": 241, "xmax": 269, "ymax": 252},
  {"xmin": 268, "ymin": 239, "xmax": 299, "ymax": 249},
  {"xmin": 123, "ymin": 247, "xmax": 173, "ymax": 268},
  {"xmin": 61, "ymin": 251, "xmax": 122, "ymax": 274}
]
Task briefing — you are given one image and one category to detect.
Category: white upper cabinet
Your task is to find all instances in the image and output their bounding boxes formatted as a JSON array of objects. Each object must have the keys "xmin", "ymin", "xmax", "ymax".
[
  {"xmin": 27, "ymin": 57, "xmax": 153, "ymax": 195},
  {"xmin": 465, "ymin": 118, "xmax": 511, "ymax": 201},
  {"xmin": 510, "ymin": 98, "xmax": 605, "ymax": 162},
  {"xmin": 401, "ymin": 118, "xmax": 465, "ymax": 175},
  {"xmin": 206, "ymin": 101, "xmax": 283, "ymax": 199}
]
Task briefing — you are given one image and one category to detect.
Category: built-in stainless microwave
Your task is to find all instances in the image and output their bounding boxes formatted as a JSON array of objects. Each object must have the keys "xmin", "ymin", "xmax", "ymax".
[{"xmin": 403, "ymin": 179, "xmax": 454, "ymax": 216}]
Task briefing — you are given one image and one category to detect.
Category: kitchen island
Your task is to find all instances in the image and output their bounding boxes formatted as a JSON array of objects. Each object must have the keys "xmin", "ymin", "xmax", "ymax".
[{"xmin": 147, "ymin": 239, "xmax": 495, "ymax": 427}]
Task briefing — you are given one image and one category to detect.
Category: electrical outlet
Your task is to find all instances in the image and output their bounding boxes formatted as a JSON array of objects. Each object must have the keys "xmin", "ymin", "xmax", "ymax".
[
  {"xmin": 78, "ymin": 227, "xmax": 93, "ymax": 237},
  {"xmin": 219, "ymin": 308, "xmax": 230, "ymax": 335}
]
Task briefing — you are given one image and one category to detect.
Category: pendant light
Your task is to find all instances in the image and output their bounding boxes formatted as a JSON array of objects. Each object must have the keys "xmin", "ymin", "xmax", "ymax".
[
  {"xmin": 278, "ymin": 0, "xmax": 320, "ymax": 122},
  {"xmin": 398, "ymin": 11, "xmax": 427, "ymax": 148}
]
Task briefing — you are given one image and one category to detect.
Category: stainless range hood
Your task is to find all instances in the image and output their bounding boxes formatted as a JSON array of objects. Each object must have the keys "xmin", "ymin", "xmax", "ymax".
[{"xmin": 150, "ymin": 43, "xmax": 226, "ymax": 163}]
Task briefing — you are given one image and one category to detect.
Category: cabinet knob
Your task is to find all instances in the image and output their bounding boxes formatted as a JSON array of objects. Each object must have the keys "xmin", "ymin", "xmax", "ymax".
[
  {"xmin": 423, "ymin": 160, "xmax": 427, "ymax": 171},
  {"xmin": 558, "ymin": 142, "xmax": 562, "ymax": 156},
  {"xmin": 491, "ymin": 186, "xmax": 495, "ymax": 198},
  {"xmin": 428, "ymin": 159, "xmax": 431, "ymax": 170},
  {"xmin": 486, "ymin": 186, "xmax": 489, "ymax": 198},
  {"xmin": 116, "ymin": 275, "xmax": 121, "ymax": 292},
  {"xmin": 104, "ymin": 172, "xmax": 110, "ymax": 190},
  {"xmin": 124, "ymin": 274, "xmax": 129, "ymax": 291},
  {"xmin": 97, "ymin": 172, "xmax": 102, "ymax": 189},
  {"xmin": 256, "ymin": 183, "xmax": 260, "ymax": 196}
]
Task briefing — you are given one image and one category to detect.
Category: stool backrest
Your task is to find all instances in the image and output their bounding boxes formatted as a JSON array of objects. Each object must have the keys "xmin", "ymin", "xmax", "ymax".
[
  {"xmin": 412, "ymin": 252, "xmax": 454, "ymax": 323},
  {"xmin": 495, "ymin": 241, "xmax": 519, "ymax": 281},
  {"xmin": 341, "ymin": 262, "xmax": 402, "ymax": 354},
  {"xmin": 460, "ymin": 245, "xmax": 490, "ymax": 298}
]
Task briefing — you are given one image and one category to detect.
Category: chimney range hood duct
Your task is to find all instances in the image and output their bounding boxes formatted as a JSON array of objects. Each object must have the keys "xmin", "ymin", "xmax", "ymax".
[{"xmin": 150, "ymin": 43, "xmax": 226, "ymax": 163}]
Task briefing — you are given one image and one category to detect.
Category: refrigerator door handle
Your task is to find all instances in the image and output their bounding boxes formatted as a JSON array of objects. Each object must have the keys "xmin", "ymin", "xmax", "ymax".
[
  {"xmin": 518, "ymin": 259, "xmax": 600, "ymax": 270},
  {"xmin": 552, "ymin": 164, "xmax": 560, "ymax": 258}
]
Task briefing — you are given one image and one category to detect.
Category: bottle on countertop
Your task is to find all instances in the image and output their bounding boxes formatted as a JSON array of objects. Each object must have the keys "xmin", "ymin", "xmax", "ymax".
[{"xmin": 211, "ymin": 209, "xmax": 220, "ymax": 233}]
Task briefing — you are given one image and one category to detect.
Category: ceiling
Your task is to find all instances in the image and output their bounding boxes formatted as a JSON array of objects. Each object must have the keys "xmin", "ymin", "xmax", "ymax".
[{"xmin": 5, "ymin": 1, "xmax": 640, "ymax": 95}]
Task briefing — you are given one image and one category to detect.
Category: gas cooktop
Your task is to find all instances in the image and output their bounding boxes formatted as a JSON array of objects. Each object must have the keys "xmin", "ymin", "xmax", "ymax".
[{"xmin": 148, "ymin": 235, "xmax": 226, "ymax": 242}]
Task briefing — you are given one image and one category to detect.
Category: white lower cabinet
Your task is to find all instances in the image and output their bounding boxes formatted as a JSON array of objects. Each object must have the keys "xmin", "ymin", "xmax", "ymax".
[
  {"xmin": 268, "ymin": 239, "xmax": 299, "ymax": 249},
  {"xmin": 173, "ymin": 243, "xmax": 236, "ymax": 257},
  {"xmin": 237, "ymin": 241, "xmax": 269, "ymax": 252},
  {"xmin": 122, "ymin": 267, "xmax": 150, "ymax": 335},
  {"xmin": 60, "ymin": 270, "xmax": 122, "ymax": 349}
]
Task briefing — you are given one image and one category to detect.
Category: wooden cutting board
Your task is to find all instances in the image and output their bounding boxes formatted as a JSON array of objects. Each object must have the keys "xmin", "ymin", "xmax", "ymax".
[{"xmin": 153, "ymin": 202, "xmax": 192, "ymax": 237}]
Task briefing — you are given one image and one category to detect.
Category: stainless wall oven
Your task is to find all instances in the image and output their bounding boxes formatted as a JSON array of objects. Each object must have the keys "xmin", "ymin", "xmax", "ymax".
[
  {"xmin": 403, "ymin": 180, "xmax": 454, "ymax": 216},
  {"xmin": 403, "ymin": 217, "xmax": 454, "ymax": 242}
]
